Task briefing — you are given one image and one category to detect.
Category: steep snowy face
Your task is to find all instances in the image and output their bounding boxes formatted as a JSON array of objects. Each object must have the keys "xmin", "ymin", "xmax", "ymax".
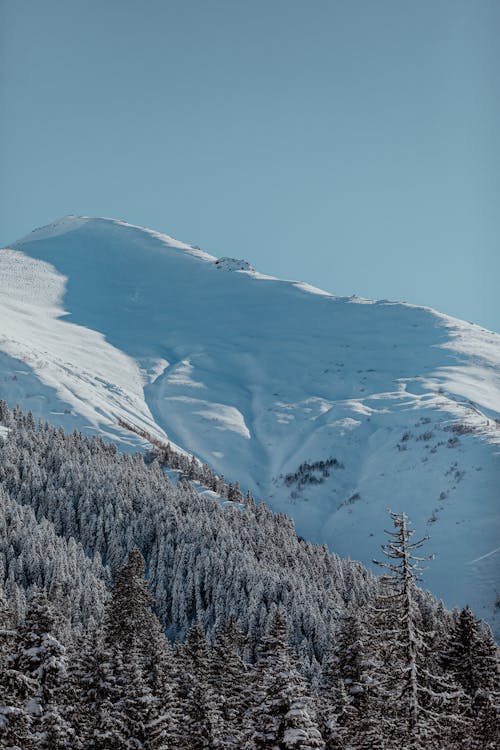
[{"xmin": 1, "ymin": 216, "xmax": 499, "ymax": 631}]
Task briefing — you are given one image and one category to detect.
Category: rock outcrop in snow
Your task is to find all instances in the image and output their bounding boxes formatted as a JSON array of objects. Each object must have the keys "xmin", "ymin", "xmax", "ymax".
[{"xmin": 215, "ymin": 257, "xmax": 255, "ymax": 272}]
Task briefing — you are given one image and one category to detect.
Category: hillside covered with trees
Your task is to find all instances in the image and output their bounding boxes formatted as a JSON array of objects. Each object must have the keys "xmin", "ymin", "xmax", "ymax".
[{"xmin": 0, "ymin": 403, "xmax": 498, "ymax": 748}]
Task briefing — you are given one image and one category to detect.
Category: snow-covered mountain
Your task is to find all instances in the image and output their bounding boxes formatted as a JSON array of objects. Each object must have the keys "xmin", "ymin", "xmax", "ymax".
[{"xmin": 1, "ymin": 215, "xmax": 499, "ymax": 631}]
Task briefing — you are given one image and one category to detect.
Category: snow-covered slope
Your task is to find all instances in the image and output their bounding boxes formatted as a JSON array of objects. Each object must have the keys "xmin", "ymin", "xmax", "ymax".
[{"xmin": 1, "ymin": 216, "xmax": 499, "ymax": 630}]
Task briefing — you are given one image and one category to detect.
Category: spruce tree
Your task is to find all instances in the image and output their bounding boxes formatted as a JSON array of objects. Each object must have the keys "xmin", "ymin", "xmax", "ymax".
[
  {"xmin": 371, "ymin": 511, "xmax": 459, "ymax": 750},
  {"xmin": 147, "ymin": 637, "xmax": 181, "ymax": 750},
  {"xmin": 66, "ymin": 628, "xmax": 100, "ymax": 748},
  {"xmin": 316, "ymin": 652, "xmax": 350, "ymax": 750},
  {"xmin": 8, "ymin": 590, "xmax": 73, "ymax": 750},
  {"xmin": 0, "ymin": 588, "xmax": 33, "ymax": 750},
  {"xmin": 84, "ymin": 549, "xmax": 176, "ymax": 750},
  {"xmin": 210, "ymin": 616, "xmax": 254, "ymax": 748},
  {"xmin": 443, "ymin": 607, "xmax": 500, "ymax": 749},
  {"xmin": 443, "ymin": 607, "xmax": 499, "ymax": 697},
  {"xmin": 253, "ymin": 612, "xmax": 325, "ymax": 750},
  {"xmin": 330, "ymin": 603, "xmax": 371, "ymax": 711},
  {"xmin": 178, "ymin": 623, "xmax": 224, "ymax": 749}
]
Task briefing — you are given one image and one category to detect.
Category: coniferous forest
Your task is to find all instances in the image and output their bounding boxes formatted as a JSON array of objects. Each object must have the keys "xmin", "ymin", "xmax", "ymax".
[{"xmin": 0, "ymin": 402, "xmax": 498, "ymax": 749}]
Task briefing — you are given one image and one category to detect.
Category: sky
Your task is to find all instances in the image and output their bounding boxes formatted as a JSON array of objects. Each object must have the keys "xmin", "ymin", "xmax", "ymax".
[{"xmin": 1, "ymin": 0, "xmax": 499, "ymax": 332}]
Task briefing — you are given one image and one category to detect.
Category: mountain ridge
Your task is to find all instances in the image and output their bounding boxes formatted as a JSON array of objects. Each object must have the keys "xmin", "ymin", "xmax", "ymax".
[{"xmin": 1, "ymin": 215, "xmax": 499, "ymax": 633}]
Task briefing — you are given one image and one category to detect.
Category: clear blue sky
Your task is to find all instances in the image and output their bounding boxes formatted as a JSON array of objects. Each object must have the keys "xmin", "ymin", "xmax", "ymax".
[{"xmin": 1, "ymin": 0, "xmax": 499, "ymax": 331}]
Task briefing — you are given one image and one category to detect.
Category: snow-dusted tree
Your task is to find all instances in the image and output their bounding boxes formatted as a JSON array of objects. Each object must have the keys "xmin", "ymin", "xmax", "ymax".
[
  {"xmin": 103, "ymin": 548, "xmax": 154, "ymax": 648},
  {"xmin": 468, "ymin": 688, "xmax": 500, "ymax": 750},
  {"xmin": 318, "ymin": 605, "xmax": 385, "ymax": 750},
  {"xmin": 331, "ymin": 603, "xmax": 371, "ymax": 711},
  {"xmin": 0, "ymin": 399, "xmax": 12, "ymax": 427},
  {"xmin": 443, "ymin": 606, "xmax": 499, "ymax": 697},
  {"xmin": 77, "ymin": 635, "xmax": 126, "ymax": 750},
  {"xmin": 253, "ymin": 611, "xmax": 325, "ymax": 750},
  {"xmin": 8, "ymin": 590, "xmax": 73, "ymax": 749},
  {"xmin": 442, "ymin": 607, "xmax": 499, "ymax": 749},
  {"xmin": 316, "ymin": 650, "xmax": 350, "ymax": 750},
  {"xmin": 79, "ymin": 549, "xmax": 176, "ymax": 749},
  {"xmin": 178, "ymin": 623, "xmax": 224, "ymax": 749},
  {"xmin": 0, "ymin": 586, "xmax": 34, "ymax": 749},
  {"xmin": 148, "ymin": 660, "xmax": 181, "ymax": 750},
  {"xmin": 66, "ymin": 628, "xmax": 100, "ymax": 747},
  {"xmin": 372, "ymin": 511, "xmax": 460, "ymax": 749},
  {"xmin": 210, "ymin": 615, "xmax": 254, "ymax": 748}
]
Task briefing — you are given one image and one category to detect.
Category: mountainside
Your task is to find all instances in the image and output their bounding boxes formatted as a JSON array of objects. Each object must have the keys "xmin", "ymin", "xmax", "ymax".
[
  {"xmin": 0, "ymin": 403, "xmax": 376, "ymax": 670},
  {"xmin": 1, "ymin": 215, "xmax": 499, "ymax": 631}
]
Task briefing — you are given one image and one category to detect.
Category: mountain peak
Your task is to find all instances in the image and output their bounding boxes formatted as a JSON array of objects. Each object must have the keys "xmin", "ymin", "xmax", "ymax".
[
  {"xmin": 1, "ymin": 215, "xmax": 499, "ymax": 634},
  {"xmin": 16, "ymin": 214, "xmax": 217, "ymax": 262}
]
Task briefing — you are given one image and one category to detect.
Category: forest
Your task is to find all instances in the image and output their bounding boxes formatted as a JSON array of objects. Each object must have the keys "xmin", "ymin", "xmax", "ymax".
[{"xmin": 0, "ymin": 402, "xmax": 498, "ymax": 749}]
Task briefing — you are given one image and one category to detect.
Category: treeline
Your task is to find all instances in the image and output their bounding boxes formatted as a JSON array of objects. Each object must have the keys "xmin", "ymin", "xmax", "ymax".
[
  {"xmin": 118, "ymin": 416, "xmax": 246, "ymax": 502},
  {"xmin": 1, "ymin": 545, "xmax": 498, "ymax": 750},
  {"xmin": 0, "ymin": 402, "xmax": 498, "ymax": 748},
  {"xmin": 0, "ymin": 402, "xmax": 374, "ymax": 670}
]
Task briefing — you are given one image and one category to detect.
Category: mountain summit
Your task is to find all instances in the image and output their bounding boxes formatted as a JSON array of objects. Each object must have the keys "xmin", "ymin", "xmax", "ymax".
[{"xmin": 1, "ymin": 215, "xmax": 499, "ymax": 631}]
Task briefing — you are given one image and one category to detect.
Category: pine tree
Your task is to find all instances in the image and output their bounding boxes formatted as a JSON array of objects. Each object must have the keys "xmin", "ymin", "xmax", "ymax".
[
  {"xmin": 371, "ymin": 511, "xmax": 459, "ymax": 750},
  {"xmin": 210, "ymin": 616, "xmax": 254, "ymax": 748},
  {"xmin": 8, "ymin": 590, "xmax": 73, "ymax": 750},
  {"xmin": 84, "ymin": 639, "xmax": 126, "ymax": 750},
  {"xmin": 81, "ymin": 549, "xmax": 175, "ymax": 750},
  {"xmin": 253, "ymin": 612, "xmax": 325, "ymax": 750},
  {"xmin": 145, "ymin": 633, "xmax": 181, "ymax": 750},
  {"xmin": 316, "ymin": 653, "xmax": 350, "ymax": 750},
  {"xmin": 104, "ymin": 548, "xmax": 156, "ymax": 650},
  {"xmin": 318, "ymin": 598, "xmax": 382, "ymax": 748},
  {"xmin": 178, "ymin": 623, "xmax": 224, "ymax": 749},
  {"xmin": 0, "ymin": 588, "xmax": 34, "ymax": 749},
  {"xmin": 443, "ymin": 607, "xmax": 499, "ymax": 697},
  {"xmin": 469, "ymin": 688, "xmax": 500, "ymax": 750},
  {"xmin": 331, "ymin": 603, "xmax": 370, "ymax": 711},
  {"xmin": 443, "ymin": 607, "xmax": 500, "ymax": 749},
  {"xmin": 66, "ymin": 628, "xmax": 99, "ymax": 748}
]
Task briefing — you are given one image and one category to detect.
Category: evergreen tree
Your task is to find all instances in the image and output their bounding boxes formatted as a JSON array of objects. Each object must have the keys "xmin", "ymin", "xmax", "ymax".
[
  {"xmin": 146, "ymin": 636, "xmax": 181, "ymax": 750},
  {"xmin": 178, "ymin": 623, "xmax": 224, "ymax": 749},
  {"xmin": 8, "ymin": 590, "xmax": 73, "ymax": 750},
  {"xmin": 371, "ymin": 511, "xmax": 459, "ymax": 750},
  {"xmin": 66, "ymin": 628, "xmax": 99, "ymax": 748},
  {"xmin": 82, "ymin": 549, "xmax": 174, "ymax": 750},
  {"xmin": 468, "ymin": 688, "xmax": 500, "ymax": 750},
  {"xmin": 210, "ymin": 616, "xmax": 254, "ymax": 748},
  {"xmin": 330, "ymin": 603, "xmax": 371, "ymax": 711},
  {"xmin": 83, "ymin": 638, "xmax": 126, "ymax": 750},
  {"xmin": 316, "ymin": 652, "xmax": 350, "ymax": 750},
  {"xmin": 443, "ymin": 607, "xmax": 500, "ymax": 749},
  {"xmin": 253, "ymin": 612, "xmax": 324, "ymax": 750},
  {"xmin": 0, "ymin": 588, "xmax": 33, "ymax": 750},
  {"xmin": 443, "ymin": 606, "xmax": 499, "ymax": 696}
]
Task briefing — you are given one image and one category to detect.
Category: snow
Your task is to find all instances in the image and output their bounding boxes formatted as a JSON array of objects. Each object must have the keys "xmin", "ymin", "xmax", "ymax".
[
  {"xmin": 138, "ymin": 357, "xmax": 170, "ymax": 385},
  {"xmin": 1, "ymin": 215, "xmax": 499, "ymax": 634},
  {"xmin": 292, "ymin": 281, "xmax": 334, "ymax": 297},
  {"xmin": 0, "ymin": 248, "xmax": 165, "ymax": 446}
]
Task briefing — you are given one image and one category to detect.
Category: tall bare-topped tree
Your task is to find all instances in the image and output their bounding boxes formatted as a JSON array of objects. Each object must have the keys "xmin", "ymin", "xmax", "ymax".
[{"xmin": 372, "ymin": 511, "xmax": 459, "ymax": 749}]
